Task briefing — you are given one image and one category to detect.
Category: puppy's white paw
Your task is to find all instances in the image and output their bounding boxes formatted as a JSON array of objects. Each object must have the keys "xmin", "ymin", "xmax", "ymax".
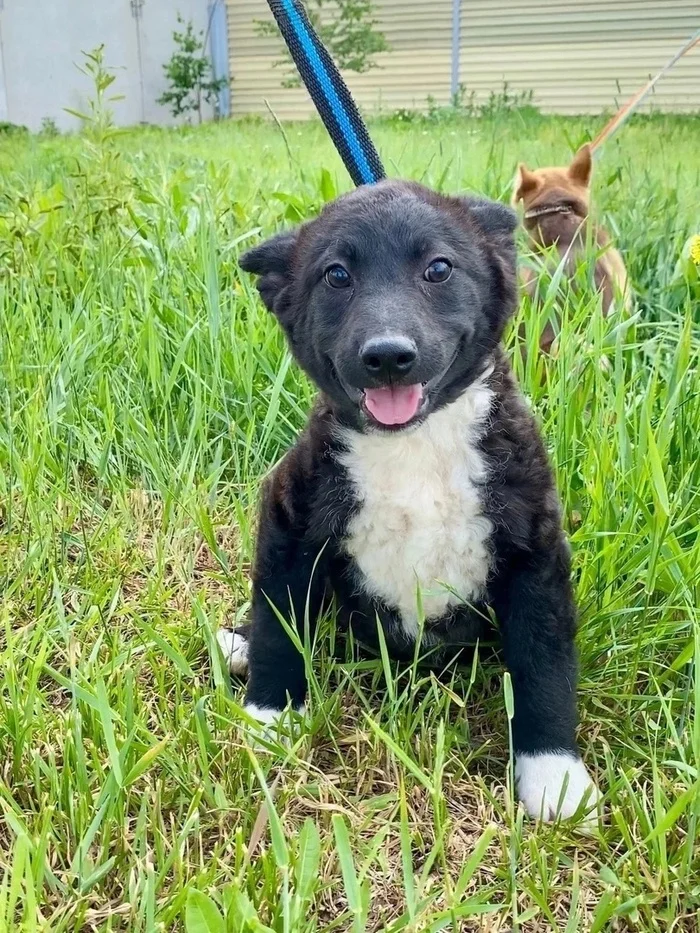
[
  {"xmin": 516, "ymin": 751, "xmax": 599, "ymax": 824},
  {"xmin": 245, "ymin": 703, "xmax": 292, "ymax": 726},
  {"xmin": 243, "ymin": 702, "xmax": 307, "ymax": 743},
  {"xmin": 217, "ymin": 628, "xmax": 249, "ymax": 676}
]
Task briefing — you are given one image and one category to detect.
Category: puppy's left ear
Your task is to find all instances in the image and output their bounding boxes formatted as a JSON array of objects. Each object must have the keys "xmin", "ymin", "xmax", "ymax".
[
  {"xmin": 239, "ymin": 229, "xmax": 298, "ymax": 316},
  {"xmin": 462, "ymin": 197, "xmax": 518, "ymax": 335},
  {"xmin": 468, "ymin": 198, "xmax": 519, "ymax": 238},
  {"xmin": 568, "ymin": 143, "xmax": 593, "ymax": 187}
]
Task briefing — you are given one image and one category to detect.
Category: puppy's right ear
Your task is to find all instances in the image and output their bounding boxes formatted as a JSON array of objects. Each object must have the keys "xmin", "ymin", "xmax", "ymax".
[{"xmin": 239, "ymin": 230, "xmax": 298, "ymax": 315}]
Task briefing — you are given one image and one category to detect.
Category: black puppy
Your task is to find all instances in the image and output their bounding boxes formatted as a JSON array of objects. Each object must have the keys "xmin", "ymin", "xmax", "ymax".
[{"xmin": 218, "ymin": 179, "xmax": 599, "ymax": 821}]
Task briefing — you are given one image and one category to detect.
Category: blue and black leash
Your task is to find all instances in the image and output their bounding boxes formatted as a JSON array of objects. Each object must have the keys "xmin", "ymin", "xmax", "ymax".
[{"xmin": 266, "ymin": 0, "xmax": 385, "ymax": 187}]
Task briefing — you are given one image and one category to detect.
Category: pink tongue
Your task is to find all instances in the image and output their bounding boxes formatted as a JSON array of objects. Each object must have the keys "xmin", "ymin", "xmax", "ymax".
[{"xmin": 364, "ymin": 384, "xmax": 423, "ymax": 425}]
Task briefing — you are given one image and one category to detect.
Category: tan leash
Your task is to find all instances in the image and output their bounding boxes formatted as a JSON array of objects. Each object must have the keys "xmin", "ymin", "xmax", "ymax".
[{"xmin": 590, "ymin": 27, "xmax": 700, "ymax": 154}]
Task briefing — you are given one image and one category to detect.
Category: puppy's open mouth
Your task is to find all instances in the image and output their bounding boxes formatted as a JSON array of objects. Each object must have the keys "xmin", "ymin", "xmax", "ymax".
[{"xmin": 362, "ymin": 383, "xmax": 425, "ymax": 427}]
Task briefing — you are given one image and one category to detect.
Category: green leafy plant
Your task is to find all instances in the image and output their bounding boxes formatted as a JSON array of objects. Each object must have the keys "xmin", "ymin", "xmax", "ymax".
[
  {"xmin": 158, "ymin": 15, "xmax": 227, "ymax": 122},
  {"xmin": 0, "ymin": 121, "xmax": 29, "ymax": 136},
  {"xmin": 671, "ymin": 233, "xmax": 700, "ymax": 306},
  {"xmin": 256, "ymin": 0, "xmax": 388, "ymax": 88},
  {"xmin": 388, "ymin": 82, "xmax": 540, "ymax": 126},
  {"xmin": 39, "ymin": 116, "xmax": 60, "ymax": 137},
  {"xmin": 479, "ymin": 82, "xmax": 537, "ymax": 119},
  {"xmin": 65, "ymin": 44, "xmax": 124, "ymax": 144},
  {"xmin": 61, "ymin": 46, "xmax": 134, "ymax": 236}
]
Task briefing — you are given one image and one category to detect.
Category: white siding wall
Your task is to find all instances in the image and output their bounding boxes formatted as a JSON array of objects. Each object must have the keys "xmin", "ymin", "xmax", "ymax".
[
  {"xmin": 227, "ymin": 0, "xmax": 453, "ymax": 119},
  {"xmin": 226, "ymin": 0, "xmax": 700, "ymax": 117},
  {"xmin": 0, "ymin": 0, "xmax": 213, "ymax": 131},
  {"xmin": 460, "ymin": 0, "xmax": 700, "ymax": 113}
]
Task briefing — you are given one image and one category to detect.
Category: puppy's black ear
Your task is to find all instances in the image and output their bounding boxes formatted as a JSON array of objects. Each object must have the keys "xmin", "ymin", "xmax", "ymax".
[
  {"xmin": 239, "ymin": 230, "xmax": 298, "ymax": 315},
  {"xmin": 467, "ymin": 198, "xmax": 519, "ymax": 237},
  {"xmin": 463, "ymin": 197, "xmax": 518, "ymax": 335}
]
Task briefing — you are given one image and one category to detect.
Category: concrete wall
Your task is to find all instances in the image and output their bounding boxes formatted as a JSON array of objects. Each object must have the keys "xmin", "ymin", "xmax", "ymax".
[{"xmin": 0, "ymin": 0, "xmax": 223, "ymax": 131}]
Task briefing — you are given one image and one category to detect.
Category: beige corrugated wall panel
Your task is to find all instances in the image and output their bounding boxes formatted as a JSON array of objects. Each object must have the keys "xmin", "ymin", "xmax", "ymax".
[
  {"xmin": 226, "ymin": 0, "xmax": 453, "ymax": 118},
  {"xmin": 459, "ymin": 0, "xmax": 700, "ymax": 113}
]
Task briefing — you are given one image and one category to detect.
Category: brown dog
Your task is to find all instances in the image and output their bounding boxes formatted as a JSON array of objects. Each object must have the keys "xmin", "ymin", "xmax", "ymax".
[{"xmin": 512, "ymin": 144, "xmax": 630, "ymax": 352}]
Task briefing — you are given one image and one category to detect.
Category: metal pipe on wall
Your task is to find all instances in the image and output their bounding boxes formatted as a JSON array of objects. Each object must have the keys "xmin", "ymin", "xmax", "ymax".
[
  {"xmin": 208, "ymin": 0, "xmax": 230, "ymax": 118},
  {"xmin": 0, "ymin": 0, "xmax": 9, "ymax": 123},
  {"xmin": 450, "ymin": 0, "xmax": 461, "ymax": 101},
  {"xmin": 130, "ymin": 0, "xmax": 146, "ymax": 123}
]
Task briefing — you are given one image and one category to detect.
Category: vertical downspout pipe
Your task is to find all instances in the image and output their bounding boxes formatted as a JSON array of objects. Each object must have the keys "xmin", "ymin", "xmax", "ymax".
[
  {"xmin": 451, "ymin": 0, "xmax": 461, "ymax": 102},
  {"xmin": 208, "ymin": 0, "xmax": 231, "ymax": 118},
  {"xmin": 130, "ymin": 0, "xmax": 146, "ymax": 123},
  {"xmin": 0, "ymin": 1, "xmax": 9, "ymax": 124}
]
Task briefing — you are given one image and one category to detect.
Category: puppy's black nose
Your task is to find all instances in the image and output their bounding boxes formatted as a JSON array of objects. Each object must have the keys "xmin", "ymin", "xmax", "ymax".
[{"xmin": 360, "ymin": 336, "xmax": 417, "ymax": 380}]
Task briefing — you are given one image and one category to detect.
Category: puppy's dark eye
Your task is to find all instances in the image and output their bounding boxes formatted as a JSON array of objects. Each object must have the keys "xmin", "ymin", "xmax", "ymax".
[
  {"xmin": 424, "ymin": 259, "xmax": 453, "ymax": 283},
  {"xmin": 324, "ymin": 264, "xmax": 351, "ymax": 288}
]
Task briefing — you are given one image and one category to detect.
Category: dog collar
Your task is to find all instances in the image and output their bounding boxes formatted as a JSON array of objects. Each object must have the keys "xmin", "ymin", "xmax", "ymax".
[{"xmin": 524, "ymin": 204, "xmax": 574, "ymax": 220}]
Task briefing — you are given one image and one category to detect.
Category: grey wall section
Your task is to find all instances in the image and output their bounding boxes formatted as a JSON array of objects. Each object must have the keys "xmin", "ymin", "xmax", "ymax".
[{"xmin": 0, "ymin": 0, "xmax": 218, "ymax": 131}]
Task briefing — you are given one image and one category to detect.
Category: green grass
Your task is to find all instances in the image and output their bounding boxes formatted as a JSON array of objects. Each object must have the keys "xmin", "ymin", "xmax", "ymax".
[{"xmin": 0, "ymin": 106, "xmax": 699, "ymax": 931}]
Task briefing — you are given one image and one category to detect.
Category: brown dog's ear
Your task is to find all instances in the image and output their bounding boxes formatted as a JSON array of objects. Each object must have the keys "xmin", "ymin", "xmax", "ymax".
[
  {"xmin": 568, "ymin": 144, "xmax": 592, "ymax": 187},
  {"xmin": 239, "ymin": 229, "xmax": 298, "ymax": 314},
  {"xmin": 512, "ymin": 163, "xmax": 539, "ymax": 203}
]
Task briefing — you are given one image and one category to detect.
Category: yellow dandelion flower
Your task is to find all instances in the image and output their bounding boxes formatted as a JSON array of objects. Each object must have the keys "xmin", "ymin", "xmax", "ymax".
[{"xmin": 690, "ymin": 234, "xmax": 700, "ymax": 265}]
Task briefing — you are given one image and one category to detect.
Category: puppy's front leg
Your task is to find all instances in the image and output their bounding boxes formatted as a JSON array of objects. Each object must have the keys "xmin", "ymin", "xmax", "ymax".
[
  {"xmin": 493, "ymin": 544, "xmax": 599, "ymax": 823},
  {"xmin": 243, "ymin": 477, "xmax": 327, "ymax": 728}
]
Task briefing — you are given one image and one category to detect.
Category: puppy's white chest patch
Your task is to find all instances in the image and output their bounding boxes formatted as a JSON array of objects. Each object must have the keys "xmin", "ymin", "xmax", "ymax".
[{"xmin": 338, "ymin": 377, "xmax": 494, "ymax": 638}]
